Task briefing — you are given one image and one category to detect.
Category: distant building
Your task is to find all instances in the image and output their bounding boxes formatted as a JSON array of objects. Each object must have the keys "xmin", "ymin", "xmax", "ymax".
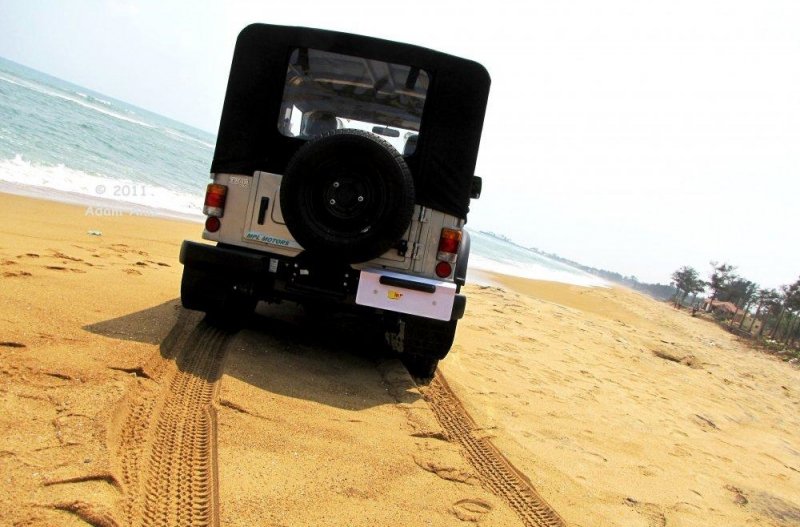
[{"xmin": 704, "ymin": 299, "xmax": 744, "ymax": 319}]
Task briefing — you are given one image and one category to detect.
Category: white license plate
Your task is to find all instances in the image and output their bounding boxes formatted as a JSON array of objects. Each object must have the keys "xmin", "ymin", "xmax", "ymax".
[{"xmin": 355, "ymin": 269, "xmax": 456, "ymax": 321}]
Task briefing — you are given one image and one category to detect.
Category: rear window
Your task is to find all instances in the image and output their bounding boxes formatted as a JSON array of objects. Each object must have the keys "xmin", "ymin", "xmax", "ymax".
[{"xmin": 277, "ymin": 48, "xmax": 429, "ymax": 155}]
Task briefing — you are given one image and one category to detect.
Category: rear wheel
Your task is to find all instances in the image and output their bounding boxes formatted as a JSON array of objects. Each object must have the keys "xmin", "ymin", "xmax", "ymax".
[
  {"xmin": 180, "ymin": 267, "xmax": 256, "ymax": 327},
  {"xmin": 402, "ymin": 354, "xmax": 439, "ymax": 379},
  {"xmin": 390, "ymin": 316, "xmax": 458, "ymax": 379}
]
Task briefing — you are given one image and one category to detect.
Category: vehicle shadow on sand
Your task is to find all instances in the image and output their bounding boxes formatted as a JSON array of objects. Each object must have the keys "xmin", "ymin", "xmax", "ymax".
[{"xmin": 83, "ymin": 299, "xmax": 420, "ymax": 411}]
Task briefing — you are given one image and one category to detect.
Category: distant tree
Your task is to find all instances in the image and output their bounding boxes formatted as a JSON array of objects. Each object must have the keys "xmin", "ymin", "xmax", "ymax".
[
  {"xmin": 747, "ymin": 288, "xmax": 780, "ymax": 333},
  {"xmin": 760, "ymin": 289, "xmax": 785, "ymax": 337},
  {"xmin": 780, "ymin": 278, "xmax": 800, "ymax": 344},
  {"xmin": 671, "ymin": 266, "xmax": 704, "ymax": 307},
  {"xmin": 769, "ymin": 286, "xmax": 791, "ymax": 340},
  {"xmin": 707, "ymin": 262, "xmax": 736, "ymax": 308},
  {"xmin": 734, "ymin": 280, "xmax": 760, "ymax": 328},
  {"xmin": 722, "ymin": 278, "xmax": 757, "ymax": 326},
  {"xmin": 785, "ymin": 313, "xmax": 800, "ymax": 345},
  {"xmin": 726, "ymin": 278, "xmax": 757, "ymax": 308},
  {"xmin": 786, "ymin": 282, "xmax": 800, "ymax": 347}
]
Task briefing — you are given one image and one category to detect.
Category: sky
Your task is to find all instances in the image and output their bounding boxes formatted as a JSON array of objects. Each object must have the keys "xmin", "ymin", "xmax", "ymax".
[{"xmin": 1, "ymin": 0, "xmax": 798, "ymax": 288}]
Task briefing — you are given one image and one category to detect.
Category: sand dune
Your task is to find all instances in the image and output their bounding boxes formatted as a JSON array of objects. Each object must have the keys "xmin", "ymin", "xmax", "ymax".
[{"xmin": 1, "ymin": 193, "xmax": 798, "ymax": 526}]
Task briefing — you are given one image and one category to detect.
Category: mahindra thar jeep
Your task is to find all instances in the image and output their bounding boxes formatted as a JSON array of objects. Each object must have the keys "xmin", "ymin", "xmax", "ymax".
[{"xmin": 179, "ymin": 24, "xmax": 490, "ymax": 377}]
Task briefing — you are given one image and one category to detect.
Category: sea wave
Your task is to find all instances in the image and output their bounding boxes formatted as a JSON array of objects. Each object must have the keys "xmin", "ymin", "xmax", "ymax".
[
  {"xmin": 162, "ymin": 127, "xmax": 215, "ymax": 149},
  {"xmin": 469, "ymin": 253, "xmax": 607, "ymax": 287},
  {"xmin": 0, "ymin": 72, "xmax": 156, "ymax": 130},
  {"xmin": 0, "ymin": 155, "xmax": 204, "ymax": 218},
  {"xmin": 76, "ymin": 91, "xmax": 113, "ymax": 107}
]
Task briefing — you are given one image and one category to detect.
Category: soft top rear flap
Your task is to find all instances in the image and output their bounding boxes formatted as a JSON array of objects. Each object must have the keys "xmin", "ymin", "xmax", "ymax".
[{"xmin": 211, "ymin": 23, "xmax": 491, "ymax": 219}]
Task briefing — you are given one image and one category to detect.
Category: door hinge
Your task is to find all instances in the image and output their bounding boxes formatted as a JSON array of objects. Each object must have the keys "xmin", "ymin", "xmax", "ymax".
[
  {"xmin": 411, "ymin": 243, "xmax": 422, "ymax": 260},
  {"xmin": 418, "ymin": 207, "xmax": 429, "ymax": 223}
]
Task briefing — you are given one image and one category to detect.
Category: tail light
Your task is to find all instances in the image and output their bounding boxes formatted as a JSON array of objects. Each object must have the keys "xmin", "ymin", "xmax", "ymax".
[
  {"xmin": 435, "ymin": 228, "xmax": 462, "ymax": 279},
  {"xmin": 437, "ymin": 228, "xmax": 462, "ymax": 262},
  {"xmin": 205, "ymin": 216, "xmax": 221, "ymax": 232},
  {"xmin": 435, "ymin": 261, "xmax": 453, "ymax": 278},
  {"xmin": 203, "ymin": 183, "xmax": 227, "ymax": 217}
]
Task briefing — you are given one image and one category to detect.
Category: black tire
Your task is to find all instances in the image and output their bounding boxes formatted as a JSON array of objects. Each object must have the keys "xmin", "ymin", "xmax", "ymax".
[
  {"xmin": 280, "ymin": 129, "xmax": 415, "ymax": 263},
  {"xmin": 402, "ymin": 354, "xmax": 439, "ymax": 379},
  {"xmin": 180, "ymin": 267, "xmax": 255, "ymax": 326},
  {"xmin": 180, "ymin": 267, "xmax": 219, "ymax": 312},
  {"xmin": 389, "ymin": 315, "xmax": 457, "ymax": 379},
  {"xmin": 401, "ymin": 316, "xmax": 458, "ymax": 360}
]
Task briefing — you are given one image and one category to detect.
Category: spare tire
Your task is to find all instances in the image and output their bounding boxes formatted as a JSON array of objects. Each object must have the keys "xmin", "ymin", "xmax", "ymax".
[{"xmin": 280, "ymin": 129, "xmax": 415, "ymax": 263}]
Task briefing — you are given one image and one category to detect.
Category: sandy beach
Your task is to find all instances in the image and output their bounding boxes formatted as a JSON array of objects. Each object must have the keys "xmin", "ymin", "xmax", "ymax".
[{"xmin": 1, "ymin": 192, "xmax": 799, "ymax": 527}]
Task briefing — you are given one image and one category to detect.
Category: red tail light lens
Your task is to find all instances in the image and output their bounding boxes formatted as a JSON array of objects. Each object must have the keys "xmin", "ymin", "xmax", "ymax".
[
  {"xmin": 435, "ymin": 261, "xmax": 453, "ymax": 278},
  {"xmin": 205, "ymin": 216, "xmax": 221, "ymax": 233},
  {"xmin": 437, "ymin": 228, "xmax": 462, "ymax": 262},
  {"xmin": 203, "ymin": 183, "xmax": 227, "ymax": 217}
]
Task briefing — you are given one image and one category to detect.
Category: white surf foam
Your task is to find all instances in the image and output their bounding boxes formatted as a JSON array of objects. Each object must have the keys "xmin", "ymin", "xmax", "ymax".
[
  {"xmin": 469, "ymin": 253, "xmax": 607, "ymax": 287},
  {"xmin": 162, "ymin": 127, "xmax": 215, "ymax": 149},
  {"xmin": 0, "ymin": 155, "xmax": 204, "ymax": 218}
]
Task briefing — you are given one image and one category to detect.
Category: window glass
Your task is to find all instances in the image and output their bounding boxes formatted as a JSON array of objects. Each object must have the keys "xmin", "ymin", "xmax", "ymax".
[{"xmin": 278, "ymin": 48, "xmax": 429, "ymax": 155}]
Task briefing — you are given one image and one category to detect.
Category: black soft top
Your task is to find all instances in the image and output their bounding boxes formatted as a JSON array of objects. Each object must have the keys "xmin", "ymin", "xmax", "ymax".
[{"xmin": 211, "ymin": 24, "xmax": 491, "ymax": 218}]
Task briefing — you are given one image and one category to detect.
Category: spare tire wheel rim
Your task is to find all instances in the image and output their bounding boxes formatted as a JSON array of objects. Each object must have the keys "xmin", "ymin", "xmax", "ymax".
[
  {"xmin": 312, "ymin": 160, "xmax": 385, "ymax": 233},
  {"xmin": 281, "ymin": 130, "xmax": 415, "ymax": 263}
]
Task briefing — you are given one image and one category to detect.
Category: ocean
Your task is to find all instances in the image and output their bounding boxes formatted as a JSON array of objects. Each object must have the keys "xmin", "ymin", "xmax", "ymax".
[{"xmin": 0, "ymin": 57, "xmax": 603, "ymax": 287}]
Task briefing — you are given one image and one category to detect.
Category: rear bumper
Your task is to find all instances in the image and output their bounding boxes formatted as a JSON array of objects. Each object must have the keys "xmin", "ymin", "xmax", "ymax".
[
  {"xmin": 179, "ymin": 241, "xmax": 466, "ymax": 321},
  {"xmin": 180, "ymin": 240, "xmax": 271, "ymax": 274}
]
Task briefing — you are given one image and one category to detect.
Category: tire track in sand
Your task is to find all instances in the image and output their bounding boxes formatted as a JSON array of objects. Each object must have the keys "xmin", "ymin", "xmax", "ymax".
[
  {"xmin": 422, "ymin": 371, "xmax": 566, "ymax": 527},
  {"xmin": 116, "ymin": 314, "xmax": 231, "ymax": 527}
]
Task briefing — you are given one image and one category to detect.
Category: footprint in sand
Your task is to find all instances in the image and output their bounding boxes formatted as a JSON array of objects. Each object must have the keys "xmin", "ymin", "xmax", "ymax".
[
  {"xmin": 624, "ymin": 497, "xmax": 667, "ymax": 527},
  {"xmin": 638, "ymin": 464, "xmax": 662, "ymax": 477},
  {"xmin": 692, "ymin": 414, "xmax": 719, "ymax": 431},
  {"xmin": 413, "ymin": 456, "xmax": 478, "ymax": 485},
  {"xmin": 123, "ymin": 268, "xmax": 142, "ymax": 275},
  {"xmin": 70, "ymin": 244, "xmax": 95, "ymax": 252},
  {"xmin": 45, "ymin": 266, "xmax": 86, "ymax": 273},
  {"xmin": 3, "ymin": 271, "xmax": 33, "ymax": 278},
  {"xmin": 451, "ymin": 498, "xmax": 493, "ymax": 522},
  {"xmin": 49, "ymin": 250, "xmax": 83, "ymax": 262},
  {"xmin": 108, "ymin": 243, "xmax": 150, "ymax": 257},
  {"xmin": 724, "ymin": 485, "xmax": 748, "ymax": 505}
]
